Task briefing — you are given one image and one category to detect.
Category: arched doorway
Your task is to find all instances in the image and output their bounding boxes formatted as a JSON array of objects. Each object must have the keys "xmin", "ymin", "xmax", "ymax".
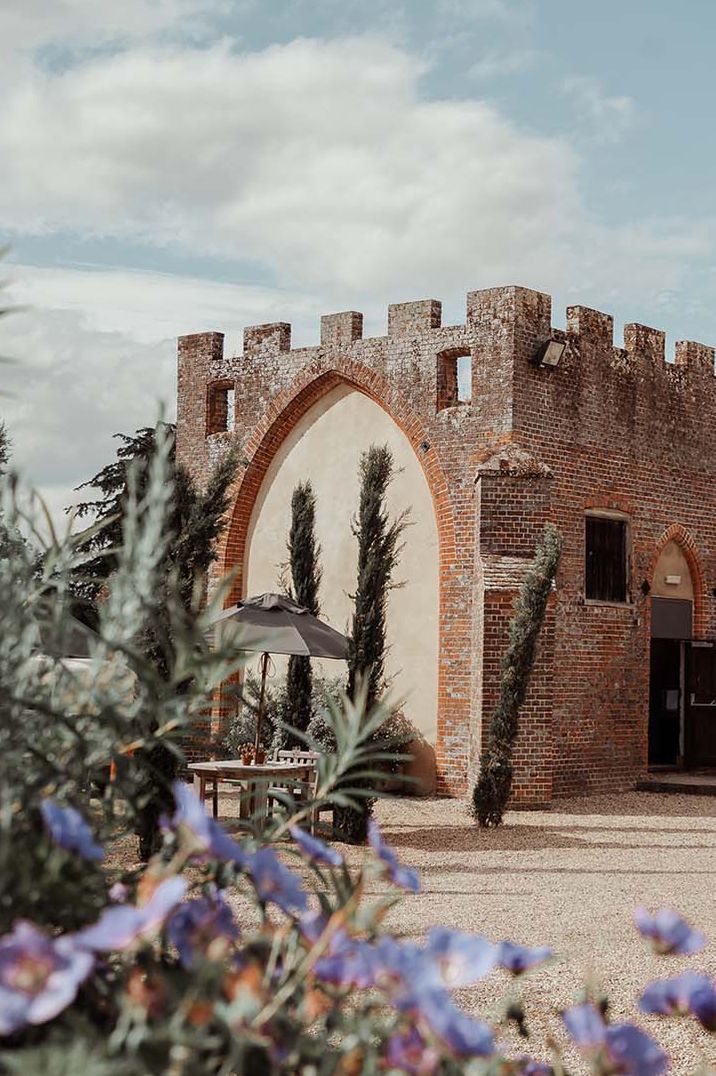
[
  {"xmin": 648, "ymin": 532, "xmax": 715, "ymax": 768},
  {"xmin": 243, "ymin": 385, "xmax": 440, "ymax": 775},
  {"xmin": 648, "ymin": 540, "xmax": 694, "ymax": 766}
]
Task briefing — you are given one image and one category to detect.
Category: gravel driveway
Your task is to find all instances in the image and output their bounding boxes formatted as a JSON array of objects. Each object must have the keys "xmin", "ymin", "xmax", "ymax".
[
  {"xmin": 210, "ymin": 787, "xmax": 716, "ymax": 1072},
  {"xmin": 352, "ymin": 792, "xmax": 716, "ymax": 1073}
]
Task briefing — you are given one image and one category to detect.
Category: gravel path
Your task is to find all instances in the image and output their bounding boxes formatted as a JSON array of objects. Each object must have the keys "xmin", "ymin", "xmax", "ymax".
[
  {"xmin": 354, "ymin": 793, "xmax": 716, "ymax": 1073},
  {"xmin": 112, "ymin": 788, "xmax": 715, "ymax": 1072}
]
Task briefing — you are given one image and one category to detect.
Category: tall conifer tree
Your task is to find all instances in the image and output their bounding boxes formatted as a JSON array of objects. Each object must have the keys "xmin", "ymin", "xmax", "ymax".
[
  {"xmin": 347, "ymin": 445, "xmax": 406, "ymax": 709},
  {"xmin": 472, "ymin": 523, "xmax": 562, "ymax": 827},
  {"xmin": 338, "ymin": 444, "xmax": 406, "ymax": 842},
  {"xmin": 284, "ymin": 481, "xmax": 321, "ymax": 742}
]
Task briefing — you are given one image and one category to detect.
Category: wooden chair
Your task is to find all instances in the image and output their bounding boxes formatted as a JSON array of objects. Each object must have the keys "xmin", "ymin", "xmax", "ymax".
[{"xmin": 268, "ymin": 749, "xmax": 323, "ymax": 832}]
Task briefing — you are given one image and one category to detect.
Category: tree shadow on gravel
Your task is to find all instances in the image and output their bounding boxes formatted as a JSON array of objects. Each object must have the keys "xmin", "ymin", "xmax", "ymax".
[{"xmin": 383, "ymin": 824, "xmax": 589, "ymax": 852}]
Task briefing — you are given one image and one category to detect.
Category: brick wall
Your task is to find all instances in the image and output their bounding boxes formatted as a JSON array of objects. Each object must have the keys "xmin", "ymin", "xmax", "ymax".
[{"xmin": 176, "ymin": 285, "xmax": 716, "ymax": 804}]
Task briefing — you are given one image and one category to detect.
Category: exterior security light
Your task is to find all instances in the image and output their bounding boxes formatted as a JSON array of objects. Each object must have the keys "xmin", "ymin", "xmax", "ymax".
[{"xmin": 532, "ymin": 338, "xmax": 566, "ymax": 368}]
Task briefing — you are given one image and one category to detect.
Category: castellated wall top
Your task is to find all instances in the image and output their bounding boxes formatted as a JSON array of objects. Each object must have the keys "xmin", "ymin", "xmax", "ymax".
[{"xmin": 177, "ymin": 284, "xmax": 716, "ymax": 497}]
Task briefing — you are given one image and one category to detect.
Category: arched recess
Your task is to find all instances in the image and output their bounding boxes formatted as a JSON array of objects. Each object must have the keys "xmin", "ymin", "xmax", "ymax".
[
  {"xmin": 648, "ymin": 523, "xmax": 706, "ymax": 638},
  {"xmin": 216, "ymin": 361, "xmax": 459, "ymax": 771}
]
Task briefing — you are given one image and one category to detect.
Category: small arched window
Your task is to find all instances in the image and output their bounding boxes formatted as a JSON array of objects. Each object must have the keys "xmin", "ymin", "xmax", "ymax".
[
  {"xmin": 437, "ymin": 348, "xmax": 472, "ymax": 411},
  {"xmin": 206, "ymin": 380, "xmax": 235, "ymax": 435}
]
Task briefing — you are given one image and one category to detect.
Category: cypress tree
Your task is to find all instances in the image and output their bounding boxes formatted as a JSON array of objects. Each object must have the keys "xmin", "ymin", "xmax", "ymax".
[
  {"xmin": 346, "ymin": 445, "xmax": 406, "ymax": 709},
  {"xmin": 472, "ymin": 523, "xmax": 562, "ymax": 828},
  {"xmin": 0, "ymin": 421, "xmax": 9, "ymax": 475},
  {"xmin": 337, "ymin": 444, "xmax": 406, "ymax": 842},
  {"xmin": 284, "ymin": 481, "xmax": 321, "ymax": 743}
]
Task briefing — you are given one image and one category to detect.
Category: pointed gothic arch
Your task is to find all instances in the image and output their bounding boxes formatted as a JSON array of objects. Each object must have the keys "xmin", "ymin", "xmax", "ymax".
[
  {"xmin": 648, "ymin": 523, "xmax": 706, "ymax": 638},
  {"xmin": 216, "ymin": 360, "xmax": 461, "ymax": 787}
]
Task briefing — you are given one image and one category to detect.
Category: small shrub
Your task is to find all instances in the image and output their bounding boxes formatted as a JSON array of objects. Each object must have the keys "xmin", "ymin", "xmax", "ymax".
[{"xmin": 224, "ymin": 669, "xmax": 304, "ymax": 757}]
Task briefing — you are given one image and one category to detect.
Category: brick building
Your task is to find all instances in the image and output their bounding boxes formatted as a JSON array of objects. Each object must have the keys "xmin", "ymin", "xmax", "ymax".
[{"xmin": 176, "ymin": 285, "xmax": 716, "ymax": 805}]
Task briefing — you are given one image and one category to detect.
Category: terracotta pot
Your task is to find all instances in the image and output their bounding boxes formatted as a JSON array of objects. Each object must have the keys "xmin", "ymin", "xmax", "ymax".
[{"xmin": 255, "ymin": 748, "xmax": 267, "ymax": 765}]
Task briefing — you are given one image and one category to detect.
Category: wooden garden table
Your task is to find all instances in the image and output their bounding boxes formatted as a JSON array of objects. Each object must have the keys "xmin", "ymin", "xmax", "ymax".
[{"xmin": 188, "ymin": 760, "xmax": 314, "ymax": 829}]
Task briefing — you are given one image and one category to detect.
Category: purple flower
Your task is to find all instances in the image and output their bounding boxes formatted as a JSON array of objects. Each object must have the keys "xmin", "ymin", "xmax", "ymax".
[
  {"xmin": 367, "ymin": 820, "xmax": 421, "ymax": 893},
  {"xmin": 516, "ymin": 1059, "xmax": 553, "ymax": 1075},
  {"xmin": 634, "ymin": 907, "xmax": 705, "ymax": 955},
  {"xmin": 426, "ymin": 927, "xmax": 497, "ymax": 987},
  {"xmin": 640, "ymin": 972, "xmax": 716, "ymax": 1030},
  {"xmin": 246, "ymin": 847, "xmax": 308, "ymax": 915},
  {"xmin": 167, "ymin": 888, "xmax": 239, "ymax": 968},
  {"xmin": 372, "ymin": 938, "xmax": 494, "ymax": 1059},
  {"xmin": 385, "ymin": 1027, "xmax": 440, "ymax": 1074},
  {"xmin": 563, "ymin": 1002, "xmax": 606, "ymax": 1049},
  {"xmin": 289, "ymin": 825, "xmax": 343, "ymax": 868},
  {"xmin": 314, "ymin": 933, "xmax": 380, "ymax": 989},
  {"xmin": 563, "ymin": 1003, "xmax": 669, "ymax": 1075},
  {"xmin": 167, "ymin": 782, "xmax": 248, "ymax": 866},
  {"xmin": 689, "ymin": 979, "xmax": 716, "ymax": 1031},
  {"xmin": 421, "ymin": 990, "xmax": 494, "ymax": 1058},
  {"xmin": 77, "ymin": 876, "xmax": 187, "ymax": 952},
  {"xmin": 497, "ymin": 940, "xmax": 553, "ymax": 975},
  {"xmin": 605, "ymin": 1025, "xmax": 670, "ymax": 1076},
  {"xmin": 0, "ymin": 921, "xmax": 94, "ymax": 1035},
  {"xmin": 298, "ymin": 908, "xmax": 329, "ymax": 944},
  {"xmin": 108, "ymin": 882, "xmax": 128, "ymax": 903},
  {"xmin": 40, "ymin": 800, "xmax": 103, "ymax": 861}
]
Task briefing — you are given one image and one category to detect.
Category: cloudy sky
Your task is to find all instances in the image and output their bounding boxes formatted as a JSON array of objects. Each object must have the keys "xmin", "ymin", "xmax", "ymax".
[{"xmin": 1, "ymin": 0, "xmax": 715, "ymax": 519}]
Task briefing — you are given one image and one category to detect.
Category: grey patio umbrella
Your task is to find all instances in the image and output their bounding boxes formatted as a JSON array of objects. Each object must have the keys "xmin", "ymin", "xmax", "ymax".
[{"xmin": 213, "ymin": 593, "xmax": 349, "ymax": 750}]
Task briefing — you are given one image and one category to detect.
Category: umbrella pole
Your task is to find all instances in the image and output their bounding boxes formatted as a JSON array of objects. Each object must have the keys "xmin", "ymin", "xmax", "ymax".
[{"xmin": 255, "ymin": 651, "xmax": 269, "ymax": 755}]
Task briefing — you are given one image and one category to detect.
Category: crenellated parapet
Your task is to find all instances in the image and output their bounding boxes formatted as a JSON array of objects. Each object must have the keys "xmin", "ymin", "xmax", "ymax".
[{"xmin": 176, "ymin": 283, "xmax": 716, "ymax": 498}]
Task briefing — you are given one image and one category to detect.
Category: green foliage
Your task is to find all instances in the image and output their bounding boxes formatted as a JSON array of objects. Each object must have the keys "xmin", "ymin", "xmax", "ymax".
[
  {"xmin": 225, "ymin": 669, "xmax": 286, "ymax": 755},
  {"xmin": 472, "ymin": 523, "xmax": 563, "ymax": 828},
  {"xmin": 0, "ymin": 423, "xmax": 26, "ymax": 562},
  {"xmin": 0, "ymin": 422, "xmax": 9, "ymax": 475},
  {"xmin": 340, "ymin": 445, "xmax": 407, "ymax": 842},
  {"xmin": 346, "ymin": 445, "xmax": 407, "ymax": 710},
  {"xmin": 0, "ymin": 434, "xmax": 239, "ymax": 933},
  {"xmin": 284, "ymin": 481, "xmax": 322, "ymax": 742},
  {"xmin": 70, "ymin": 424, "xmax": 238, "ymax": 857}
]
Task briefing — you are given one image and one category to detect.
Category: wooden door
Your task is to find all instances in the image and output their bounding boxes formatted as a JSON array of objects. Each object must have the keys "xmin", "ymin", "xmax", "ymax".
[{"xmin": 686, "ymin": 642, "xmax": 716, "ymax": 767}]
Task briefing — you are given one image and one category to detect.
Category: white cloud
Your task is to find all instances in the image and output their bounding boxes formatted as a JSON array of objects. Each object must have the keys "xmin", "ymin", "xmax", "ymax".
[
  {"xmin": 0, "ymin": 263, "xmax": 323, "ymax": 515},
  {"xmin": 0, "ymin": 37, "xmax": 582, "ymax": 300},
  {"xmin": 562, "ymin": 75, "xmax": 636, "ymax": 144},
  {"xmin": 0, "ymin": 0, "xmax": 229, "ymax": 56}
]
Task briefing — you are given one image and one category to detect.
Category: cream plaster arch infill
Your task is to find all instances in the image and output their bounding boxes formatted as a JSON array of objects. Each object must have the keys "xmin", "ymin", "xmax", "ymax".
[
  {"xmin": 216, "ymin": 362, "xmax": 461, "ymax": 783},
  {"xmin": 648, "ymin": 523, "xmax": 707, "ymax": 639}
]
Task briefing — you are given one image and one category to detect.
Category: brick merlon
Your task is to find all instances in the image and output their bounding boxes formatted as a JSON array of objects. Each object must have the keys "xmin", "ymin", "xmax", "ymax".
[{"xmin": 243, "ymin": 322, "xmax": 291, "ymax": 357}]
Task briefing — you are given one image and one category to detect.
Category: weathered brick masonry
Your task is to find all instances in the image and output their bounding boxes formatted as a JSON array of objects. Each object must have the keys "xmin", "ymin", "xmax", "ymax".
[{"xmin": 176, "ymin": 285, "xmax": 716, "ymax": 803}]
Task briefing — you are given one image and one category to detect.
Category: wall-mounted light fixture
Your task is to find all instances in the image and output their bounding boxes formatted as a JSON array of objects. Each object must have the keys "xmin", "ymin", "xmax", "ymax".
[{"xmin": 531, "ymin": 338, "xmax": 566, "ymax": 368}]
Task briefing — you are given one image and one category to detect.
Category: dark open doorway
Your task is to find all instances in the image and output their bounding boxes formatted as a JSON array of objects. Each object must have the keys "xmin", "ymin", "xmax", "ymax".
[
  {"xmin": 648, "ymin": 596, "xmax": 692, "ymax": 769},
  {"xmin": 686, "ymin": 642, "xmax": 716, "ymax": 767},
  {"xmin": 648, "ymin": 638, "xmax": 682, "ymax": 766}
]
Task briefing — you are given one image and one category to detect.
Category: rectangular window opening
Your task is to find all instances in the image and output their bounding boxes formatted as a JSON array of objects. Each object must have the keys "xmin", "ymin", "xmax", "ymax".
[
  {"xmin": 585, "ymin": 515, "xmax": 628, "ymax": 603},
  {"xmin": 456, "ymin": 354, "xmax": 472, "ymax": 403}
]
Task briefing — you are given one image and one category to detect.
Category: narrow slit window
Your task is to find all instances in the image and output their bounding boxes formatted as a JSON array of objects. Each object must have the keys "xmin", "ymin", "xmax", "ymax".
[
  {"xmin": 456, "ymin": 354, "xmax": 472, "ymax": 403},
  {"xmin": 207, "ymin": 381, "xmax": 235, "ymax": 435},
  {"xmin": 437, "ymin": 349, "xmax": 472, "ymax": 411},
  {"xmin": 585, "ymin": 515, "xmax": 628, "ymax": 602}
]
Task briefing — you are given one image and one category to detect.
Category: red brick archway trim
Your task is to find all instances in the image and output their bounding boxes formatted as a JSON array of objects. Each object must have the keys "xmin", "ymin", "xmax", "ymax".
[
  {"xmin": 649, "ymin": 523, "xmax": 706, "ymax": 638},
  {"xmin": 217, "ymin": 360, "xmax": 459, "ymax": 784}
]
